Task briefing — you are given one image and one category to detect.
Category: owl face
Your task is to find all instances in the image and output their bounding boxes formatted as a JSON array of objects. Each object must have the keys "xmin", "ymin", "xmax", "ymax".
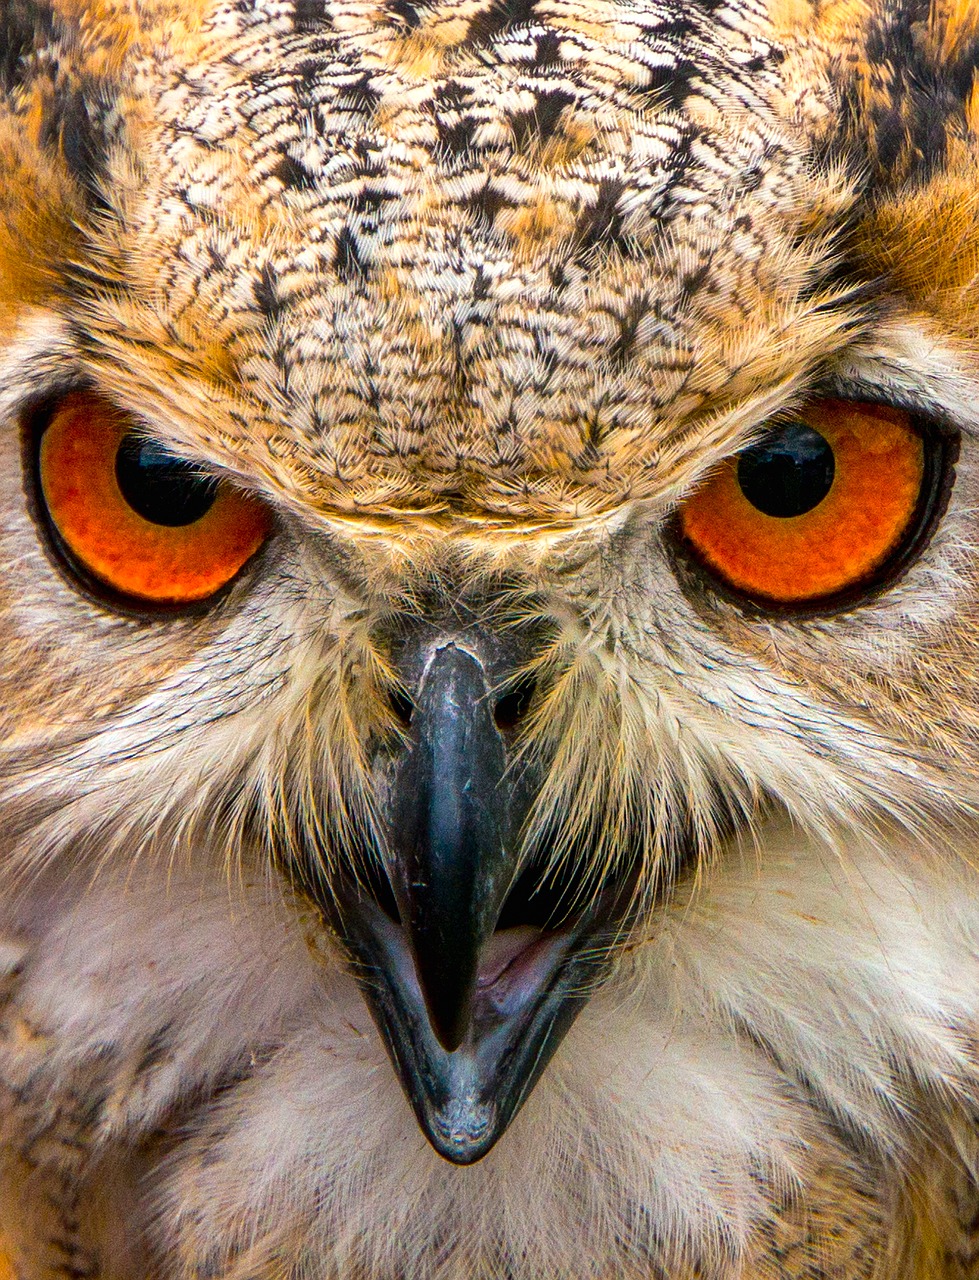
[{"xmin": 3, "ymin": 0, "xmax": 979, "ymax": 1207}]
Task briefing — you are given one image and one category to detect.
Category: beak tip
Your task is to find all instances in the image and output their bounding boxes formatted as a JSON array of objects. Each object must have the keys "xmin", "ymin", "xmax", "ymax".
[{"xmin": 424, "ymin": 1096, "xmax": 501, "ymax": 1165}]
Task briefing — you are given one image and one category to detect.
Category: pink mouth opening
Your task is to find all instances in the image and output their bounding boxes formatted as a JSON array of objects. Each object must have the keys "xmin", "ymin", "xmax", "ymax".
[{"xmin": 475, "ymin": 927, "xmax": 567, "ymax": 1020}]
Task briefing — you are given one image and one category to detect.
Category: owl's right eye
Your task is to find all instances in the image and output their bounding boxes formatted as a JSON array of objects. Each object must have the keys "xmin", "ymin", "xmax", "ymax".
[
  {"xmin": 677, "ymin": 398, "xmax": 954, "ymax": 610},
  {"xmin": 35, "ymin": 391, "xmax": 272, "ymax": 608}
]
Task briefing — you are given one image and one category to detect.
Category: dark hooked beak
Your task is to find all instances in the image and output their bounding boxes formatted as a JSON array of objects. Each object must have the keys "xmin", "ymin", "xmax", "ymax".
[{"xmin": 329, "ymin": 643, "xmax": 635, "ymax": 1164}]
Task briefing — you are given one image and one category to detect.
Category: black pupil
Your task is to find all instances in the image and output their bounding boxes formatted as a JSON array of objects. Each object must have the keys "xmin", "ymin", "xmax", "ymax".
[
  {"xmin": 115, "ymin": 434, "xmax": 218, "ymax": 527},
  {"xmin": 736, "ymin": 421, "xmax": 835, "ymax": 518}
]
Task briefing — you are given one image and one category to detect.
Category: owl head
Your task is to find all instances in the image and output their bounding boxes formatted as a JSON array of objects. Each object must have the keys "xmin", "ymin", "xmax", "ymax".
[{"xmin": 3, "ymin": 0, "xmax": 979, "ymax": 1175}]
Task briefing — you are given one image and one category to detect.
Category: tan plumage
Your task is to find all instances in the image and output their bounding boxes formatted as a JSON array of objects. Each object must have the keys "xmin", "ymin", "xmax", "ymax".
[{"xmin": 3, "ymin": 0, "xmax": 979, "ymax": 1274}]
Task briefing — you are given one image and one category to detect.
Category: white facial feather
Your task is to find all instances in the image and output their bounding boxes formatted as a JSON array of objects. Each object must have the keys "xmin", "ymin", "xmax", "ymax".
[{"xmin": 1, "ymin": 822, "xmax": 974, "ymax": 1278}]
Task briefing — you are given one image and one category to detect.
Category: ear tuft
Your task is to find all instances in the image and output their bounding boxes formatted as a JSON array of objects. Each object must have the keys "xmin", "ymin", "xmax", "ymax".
[
  {"xmin": 0, "ymin": 1, "xmax": 138, "ymax": 210},
  {"xmin": 833, "ymin": 2, "xmax": 979, "ymax": 338},
  {"xmin": 831, "ymin": 0, "xmax": 979, "ymax": 190},
  {"xmin": 0, "ymin": 3, "xmax": 92, "ymax": 330},
  {"xmin": 0, "ymin": 2, "xmax": 56, "ymax": 97}
]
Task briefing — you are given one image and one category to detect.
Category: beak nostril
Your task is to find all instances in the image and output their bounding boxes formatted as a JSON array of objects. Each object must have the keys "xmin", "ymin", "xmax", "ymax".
[
  {"xmin": 493, "ymin": 676, "xmax": 537, "ymax": 733},
  {"xmin": 388, "ymin": 686, "xmax": 415, "ymax": 727}
]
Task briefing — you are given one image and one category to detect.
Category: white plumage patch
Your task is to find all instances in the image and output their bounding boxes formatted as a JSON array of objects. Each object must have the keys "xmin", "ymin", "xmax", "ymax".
[{"xmin": 1, "ymin": 821, "xmax": 975, "ymax": 1277}]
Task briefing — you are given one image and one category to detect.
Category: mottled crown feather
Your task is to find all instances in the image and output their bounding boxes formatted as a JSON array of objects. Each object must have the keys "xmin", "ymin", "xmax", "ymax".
[{"xmin": 1, "ymin": 0, "xmax": 978, "ymax": 523}]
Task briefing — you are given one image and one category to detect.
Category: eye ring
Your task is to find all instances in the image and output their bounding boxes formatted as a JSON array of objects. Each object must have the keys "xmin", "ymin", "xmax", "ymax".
[
  {"xmin": 674, "ymin": 399, "xmax": 957, "ymax": 616},
  {"xmin": 30, "ymin": 390, "xmax": 274, "ymax": 615}
]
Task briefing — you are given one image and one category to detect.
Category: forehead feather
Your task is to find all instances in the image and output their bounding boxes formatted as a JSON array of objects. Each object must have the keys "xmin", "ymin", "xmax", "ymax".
[{"xmin": 87, "ymin": 0, "xmax": 853, "ymax": 520}]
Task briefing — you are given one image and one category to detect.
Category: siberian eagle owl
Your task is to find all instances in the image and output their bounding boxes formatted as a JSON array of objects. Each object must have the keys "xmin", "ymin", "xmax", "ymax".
[{"xmin": 2, "ymin": 0, "xmax": 979, "ymax": 1275}]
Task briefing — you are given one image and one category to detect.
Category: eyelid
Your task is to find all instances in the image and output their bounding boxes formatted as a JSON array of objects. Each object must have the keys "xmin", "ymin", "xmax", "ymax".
[{"xmin": 819, "ymin": 374, "xmax": 970, "ymax": 438}]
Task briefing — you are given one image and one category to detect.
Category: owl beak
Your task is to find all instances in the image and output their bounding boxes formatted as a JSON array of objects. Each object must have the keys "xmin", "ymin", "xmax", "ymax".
[
  {"xmin": 386, "ymin": 643, "xmax": 514, "ymax": 1052},
  {"xmin": 329, "ymin": 642, "xmax": 634, "ymax": 1164}
]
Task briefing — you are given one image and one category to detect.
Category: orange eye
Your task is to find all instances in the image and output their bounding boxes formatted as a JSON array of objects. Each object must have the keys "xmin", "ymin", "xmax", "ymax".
[
  {"xmin": 678, "ymin": 399, "xmax": 948, "ymax": 608},
  {"xmin": 37, "ymin": 391, "xmax": 271, "ymax": 607}
]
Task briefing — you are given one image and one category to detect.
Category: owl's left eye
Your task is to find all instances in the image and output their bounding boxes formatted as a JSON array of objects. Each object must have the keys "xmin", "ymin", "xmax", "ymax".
[
  {"xmin": 35, "ymin": 391, "xmax": 272, "ymax": 607},
  {"xmin": 677, "ymin": 398, "xmax": 953, "ymax": 610}
]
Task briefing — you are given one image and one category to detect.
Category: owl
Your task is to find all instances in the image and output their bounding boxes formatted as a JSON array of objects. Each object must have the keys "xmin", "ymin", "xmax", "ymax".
[{"xmin": 4, "ymin": 0, "xmax": 979, "ymax": 1275}]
